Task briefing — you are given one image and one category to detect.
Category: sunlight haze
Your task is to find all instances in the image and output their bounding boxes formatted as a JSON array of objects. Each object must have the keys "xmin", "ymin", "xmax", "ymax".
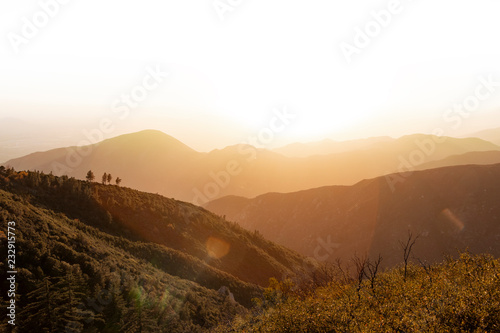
[{"xmin": 1, "ymin": 0, "xmax": 500, "ymax": 155}]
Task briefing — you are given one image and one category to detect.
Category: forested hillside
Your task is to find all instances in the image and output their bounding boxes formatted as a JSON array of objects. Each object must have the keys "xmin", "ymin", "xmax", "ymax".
[
  {"xmin": 0, "ymin": 167, "xmax": 314, "ymax": 332},
  {"xmin": 207, "ymin": 163, "xmax": 500, "ymax": 268}
]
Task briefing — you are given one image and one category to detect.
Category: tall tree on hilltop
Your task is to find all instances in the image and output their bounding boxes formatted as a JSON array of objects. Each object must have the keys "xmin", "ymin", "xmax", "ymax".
[
  {"xmin": 86, "ymin": 170, "xmax": 95, "ymax": 182},
  {"xmin": 107, "ymin": 173, "xmax": 112, "ymax": 185},
  {"xmin": 102, "ymin": 172, "xmax": 107, "ymax": 185},
  {"xmin": 116, "ymin": 177, "xmax": 122, "ymax": 186}
]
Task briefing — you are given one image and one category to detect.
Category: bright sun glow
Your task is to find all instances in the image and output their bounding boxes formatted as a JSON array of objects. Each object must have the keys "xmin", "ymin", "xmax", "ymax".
[{"xmin": 0, "ymin": 0, "xmax": 500, "ymax": 154}]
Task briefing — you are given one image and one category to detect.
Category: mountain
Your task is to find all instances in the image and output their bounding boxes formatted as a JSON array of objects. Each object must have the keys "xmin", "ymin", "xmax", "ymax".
[
  {"xmin": 3, "ymin": 130, "xmax": 499, "ymax": 203},
  {"xmin": 467, "ymin": 127, "xmax": 500, "ymax": 145},
  {"xmin": 205, "ymin": 163, "xmax": 500, "ymax": 268},
  {"xmin": 416, "ymin": 150, "xmax": 500, "ymax": 171},
  {"xmin": 0, "ymin": 167, "xmax": 314, "ymax": 332},
  {"xmin": 273, "ymin": 136, "xmax": 394, "ymax": 157}
]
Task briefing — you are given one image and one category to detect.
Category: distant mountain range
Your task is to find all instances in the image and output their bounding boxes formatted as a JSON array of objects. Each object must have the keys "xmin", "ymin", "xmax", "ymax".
[
  {"xmin": 467, "ymin": 127, "xmax": 500, "ymax": 146},
  {"xmin": 417, "ymin": 150, "xmax": 500, "ymax": 170},
  {"xmin": 3, "ymin": 130, "xmax": 500, "ymax": 204},
  {"xmin": 205, "ymin": 163, "xmax": 500, "ymax": 268},
  {"xmin": 272, "ymin": 136, "xmax": 394, "ymax": 157}
]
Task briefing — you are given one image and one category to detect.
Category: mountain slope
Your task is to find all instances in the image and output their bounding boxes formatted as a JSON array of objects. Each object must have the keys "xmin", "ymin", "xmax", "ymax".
[
  {"xmin": 0, "ymin": 167, "xmax": 315, "ymax": 331},
  {"xmin": 4, "ymin": 131, "xmax": 499, "ymax": 203},
  {"xmin": 206, "ymin": 163, "xmax": 500, "ymax": 268},
  {"xmin": 216, "ymin": 253, "xmax": 500, "ymax": 332}
]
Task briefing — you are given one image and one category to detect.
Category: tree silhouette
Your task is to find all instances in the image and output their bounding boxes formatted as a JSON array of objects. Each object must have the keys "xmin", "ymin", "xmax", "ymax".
[
  {"xmin": 116, "ymin": 177, "xmax": 122, "ymax": 186},
  {"xmin": 102, "ymin": 172, "xmax": 107, "ymax": 185},
  {"xmin": 107, "ymin": 173, "xmax": 112, "ymax": 185},
  {"xmin": 86, "ymin": 170, "xmax": 95, "ymax": 182},
  {"xmin": 400, "ymin": 231, "xmax": 419, "ymax": 282}
]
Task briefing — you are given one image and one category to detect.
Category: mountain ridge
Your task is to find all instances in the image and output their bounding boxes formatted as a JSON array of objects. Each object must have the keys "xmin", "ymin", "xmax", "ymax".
[
  {"xmin": 205, "ymin": 163, "xmax": 500, "ymax": 268},
  {"xmin": 3, "ymin": 130, "xmax": 500, "ymax": 203}
]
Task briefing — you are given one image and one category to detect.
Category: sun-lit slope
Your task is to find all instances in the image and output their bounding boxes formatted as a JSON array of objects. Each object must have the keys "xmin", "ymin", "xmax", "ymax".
[
  {"xmin": 0, "ymin": 169, "xmax": 313, "ymax": 291},
  {"xmin": 216, "ymin": 253, "xmax": 500, "ymax": 332},
  {"xmin": 90, "ymin": 185, "xmax": 313, "ymax": 287},
  {"xmin": 3, "ymin": 130, "xmax": 203, "ymax": 199},
  {"xmin": 206, "ymin": 163, "xmax": 500, "ymax": 268},
  {"xmin": 0, "ymin": 189, "xmax": 250, "ymax": 332},
  {"xmin": 4, "ymin": 131, "xmax": 499, "ymax": 202},
  {"xmin": 273, "ymin": 136, "xmax": 394, "ymax": 157},
  {"xmin": 416, "ymin": 150, "xmax": 500, "ymax": 170}
]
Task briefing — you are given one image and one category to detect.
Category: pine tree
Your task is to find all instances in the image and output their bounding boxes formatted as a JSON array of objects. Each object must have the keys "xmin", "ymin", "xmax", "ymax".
[
  {"xmin": 107, "ymin": 173, "xmax": 112, "ymax": 184},
  {"xmin": 86, "ymin": 170, "xmax": 95, "ymax": 182},
  {"xmin": 116, "ymin": 177, "xmax": 122, "ymax": 186},
  {"xmin": 56, "ymin": 269, "xmax": 93, "ymax": 332},
  {"xmin": 121, "ymin": 285, "xmax": 158, "ymax": 332},
  {"xmin": 102, "ymin": 172, "xmax": 107, "ymax": 185},
  {"xmin": 20, "ymin": 277, "xmax": 56, "ymax": 332}
]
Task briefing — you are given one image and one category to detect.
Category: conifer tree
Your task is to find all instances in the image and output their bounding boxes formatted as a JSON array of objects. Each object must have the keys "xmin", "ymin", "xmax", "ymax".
[
  {"xmin": 20, "ymin": 277, "xmax": 56, "ymax": 332},
  {"xmin": 86, "ymin": 170, "xmax": 95, "ymax": 182},
  {"xmin": 57, "ymin": 269, "xmax": 93, "ymax": 332}
]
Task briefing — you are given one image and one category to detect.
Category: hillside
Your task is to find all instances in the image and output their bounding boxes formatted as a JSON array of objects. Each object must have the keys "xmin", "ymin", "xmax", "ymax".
[
  {"xmin": 0, "ymin": 167, "xmax": 314, "ymax": 332},
  {"xmin": 206, "ymin": 163, "xmax": 500, "ymax": 268},
  {"xmin": 215, "ymin": 253, "xmax": 500, "ymax": 332},
  {"xmin": 3, "ymin": 131, "xmax": 499, "ymax": 203}
]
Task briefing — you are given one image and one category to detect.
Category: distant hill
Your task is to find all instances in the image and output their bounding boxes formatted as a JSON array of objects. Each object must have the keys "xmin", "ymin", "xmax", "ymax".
[
  {"xmin": 0, "ymin": 168, "xmax": 314, "ymax": 332},
  {"xmin": 467, "ymin": 127, "xmax": 500, "ymax": 145},
  {"xmin": 273, "ymin": 136, "xmax": 394, "ymax": 157},
  {"xmin": 3, "ymin": 130, "xmax": 499, "ymax": 203},
  {"xmin": 468, "ymin": 128, "xmax": 500, "ymax": 145},
  {"xmin": 416, "ymin": 150, "xmax": 500, "ymax": 170},
  {"xmin": 205, "ymin": 163, "xmax": 500, "ymax": 268},
  {"xmin": 0, "ymin": 118, "xmax": 69, "ymax": 163}
]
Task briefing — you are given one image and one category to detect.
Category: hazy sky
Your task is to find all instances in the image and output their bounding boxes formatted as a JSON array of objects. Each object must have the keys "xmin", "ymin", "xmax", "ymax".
[{"xmin": 1, "ymin": 0, "xmax": 500, "ymax": 154}]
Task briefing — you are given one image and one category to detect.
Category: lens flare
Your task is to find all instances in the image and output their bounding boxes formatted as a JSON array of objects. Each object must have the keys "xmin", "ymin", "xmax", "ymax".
[
  {"xmin": 441, "ymin": 208, "xmax": 465, "ymax": 232},
  {"xmin": 206, "ymin": 237, "xmax": 230, "ymax": 259}
]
